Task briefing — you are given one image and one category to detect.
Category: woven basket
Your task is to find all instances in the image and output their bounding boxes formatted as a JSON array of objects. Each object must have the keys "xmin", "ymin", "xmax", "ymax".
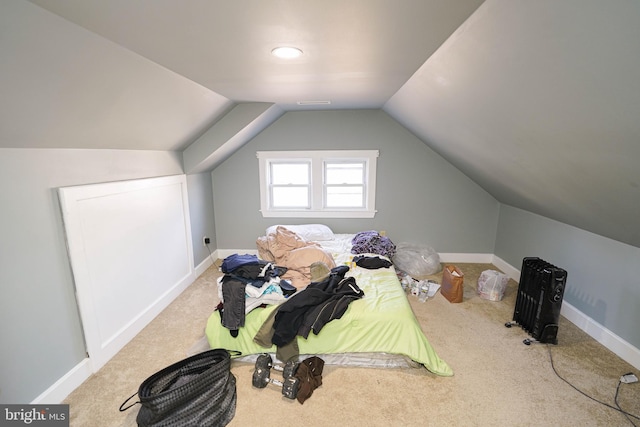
[{"xmin": 120, "ymin": 348, "xmax": 237, "ymax": 427}]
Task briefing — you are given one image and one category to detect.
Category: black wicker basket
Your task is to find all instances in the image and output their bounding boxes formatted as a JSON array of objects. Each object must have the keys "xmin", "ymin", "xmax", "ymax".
[{"xmin": 120, "ymin": 348, "xmax": 237, "ymax": 427}]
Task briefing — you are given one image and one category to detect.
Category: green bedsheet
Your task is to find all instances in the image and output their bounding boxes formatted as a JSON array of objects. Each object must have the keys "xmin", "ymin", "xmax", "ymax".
[{"xmin": 205, "ymin": 253, "xmax": 453, "ymax": 376}]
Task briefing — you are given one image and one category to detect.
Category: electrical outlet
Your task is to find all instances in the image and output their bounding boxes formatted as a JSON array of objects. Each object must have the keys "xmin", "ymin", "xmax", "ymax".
[{"xmin": 203, "ymin": 236, "xmax": 210, "ymax": 246}]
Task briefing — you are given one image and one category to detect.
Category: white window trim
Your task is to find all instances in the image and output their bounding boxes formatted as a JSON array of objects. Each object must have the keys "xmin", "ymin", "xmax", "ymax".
[{"xmin": 257, "ymin": 150, "xmax": 378, "ymax": 218}]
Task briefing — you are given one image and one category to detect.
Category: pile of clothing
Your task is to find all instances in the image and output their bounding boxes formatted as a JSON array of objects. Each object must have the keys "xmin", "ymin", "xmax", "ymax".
[
  {"xmin": 256, "ymin": 226, "xmax": 336, "ymax": 289},
  {"xmin": 216, "ymin": 254, "xmax": 295, "ymax": 337},
  {"xmin": 217, "ymin": 252, "xmax": 397, "ymax": 363},
  {"xmin": 254, "ymin": 262, "xmax": 364, "ymax": 361},
  {"xmin": 351, "ymin": 230, "xmax": 396, "ymax": 258}
]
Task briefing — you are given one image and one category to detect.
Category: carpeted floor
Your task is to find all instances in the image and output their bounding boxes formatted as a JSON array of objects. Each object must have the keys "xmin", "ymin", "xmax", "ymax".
[{"xmin": 63, "ymin": 261, "xmax": 640, "ymax": 426}]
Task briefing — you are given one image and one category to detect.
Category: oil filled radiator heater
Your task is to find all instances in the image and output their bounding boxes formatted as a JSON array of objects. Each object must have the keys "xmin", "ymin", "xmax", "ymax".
[{"xmin": 507, "ymin": 257, "xmax": 567, "ymax": 345}]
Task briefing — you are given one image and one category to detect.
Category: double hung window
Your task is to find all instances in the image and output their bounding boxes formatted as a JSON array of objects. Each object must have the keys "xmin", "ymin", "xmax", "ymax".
[{"xmin": 257, "ymin": 150, "xmax": 378, "ymax": 218}]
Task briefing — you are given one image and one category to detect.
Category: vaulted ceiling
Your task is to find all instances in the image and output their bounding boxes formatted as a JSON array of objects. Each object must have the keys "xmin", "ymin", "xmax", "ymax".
[{"xmin": 3, "ymin": 0, "xmax": 640, "ymax": 248}]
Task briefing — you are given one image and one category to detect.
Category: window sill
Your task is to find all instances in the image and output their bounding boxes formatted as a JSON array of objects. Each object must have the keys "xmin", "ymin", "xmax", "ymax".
[{"xmin": 260, "ymin": 210, "xmax": 376, "ymax": 219}]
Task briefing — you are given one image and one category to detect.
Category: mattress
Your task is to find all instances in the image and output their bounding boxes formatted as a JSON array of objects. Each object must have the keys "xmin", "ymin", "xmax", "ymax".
[{"xmin": 205, "ymin": 235, "xmax": 452, "ymax": 376}]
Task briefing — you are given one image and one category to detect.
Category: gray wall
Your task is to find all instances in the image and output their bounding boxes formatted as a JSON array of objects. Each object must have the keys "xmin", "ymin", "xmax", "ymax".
[
  {"xmin": 186, "ymin": 173, "xmax": 218, "ymax": 261},
  {"xmin": 212, "ymin": 110, "xmax": 500, "ymax": 252},
  {"xmin": 495, "ymin": 204, "xmax": 640, "ymax": 351},
  {"xmin": 0, "ymin": 148, "xmax": 189, "ymax": 403}
]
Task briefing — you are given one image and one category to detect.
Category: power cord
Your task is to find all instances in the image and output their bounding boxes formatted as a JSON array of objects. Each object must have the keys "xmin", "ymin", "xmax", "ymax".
[
  {"xmin": 547, "ymin": 345, "xmax": 639, "ymax": 426},
  {"xmin": 204, "ymin": 241, "xmax": 217, "ymax": 267},
  {"xmin": 616, "ymin": 380, "xmax": 639, "ymax": 427}
]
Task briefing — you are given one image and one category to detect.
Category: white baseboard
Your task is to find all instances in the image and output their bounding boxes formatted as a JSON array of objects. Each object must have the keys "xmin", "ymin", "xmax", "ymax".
[
  {"xmin": 561, "ymin": 302, "xmax": 640, "ymax": 370},
  {"xmin": 490, "ymin": 255, "xmax": 521, "ymax": 281},
  {"xmin": 31, "ymin": 358, "xmax": 92, "ymax": 404},
  {"xmin": 194, "ymin": 254, "xmax": 215, "ymax": 277},
  {"xmin": 438, "ymin": 253, "xmax": 494, "ymax": 263}
]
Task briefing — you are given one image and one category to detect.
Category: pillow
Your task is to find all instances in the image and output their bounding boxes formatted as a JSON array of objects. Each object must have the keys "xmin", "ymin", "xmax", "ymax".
[{"xmin": 265, "ymin": 224, "xmax": 335, "ymax": 241}]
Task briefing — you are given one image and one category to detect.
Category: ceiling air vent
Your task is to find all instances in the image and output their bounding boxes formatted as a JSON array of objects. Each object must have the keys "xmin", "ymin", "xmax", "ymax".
[{"xmin": 296, "ymin": 101, "xmax": 331, "ymax": 105}]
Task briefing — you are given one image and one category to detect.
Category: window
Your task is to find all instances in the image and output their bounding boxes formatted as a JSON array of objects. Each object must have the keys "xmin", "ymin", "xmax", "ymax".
[
  {"xmin": 257, "ymin": 150, "xmax": 378, "ymax": 218},
  {"xmin": 269, "ymin": 161, "xmax": 310, "ymax": 209}
]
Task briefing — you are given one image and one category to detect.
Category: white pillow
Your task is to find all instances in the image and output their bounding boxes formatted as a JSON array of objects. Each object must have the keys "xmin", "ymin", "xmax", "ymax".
[{"xmin": 265, "ymin": 224, "xmax": 335, "ymax": 241}]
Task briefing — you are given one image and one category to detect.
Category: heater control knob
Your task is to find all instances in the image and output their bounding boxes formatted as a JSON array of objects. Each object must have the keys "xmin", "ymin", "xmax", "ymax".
[{"xmin": 551, "ymin": 286, "xmax": 563, "ymax": 302}]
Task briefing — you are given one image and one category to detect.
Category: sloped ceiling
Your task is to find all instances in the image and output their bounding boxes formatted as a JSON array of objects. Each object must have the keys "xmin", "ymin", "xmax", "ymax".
[
  {"xmin": 1, "ymin": 0, "xmax": 233, "ymax": 151},
  {"xmin": 385, "ymin": 0, "xmax": 640, "ymax": 247},
  {"xmin": 4, "ymin": 0, "xmax": 640, "ymax": 247}
]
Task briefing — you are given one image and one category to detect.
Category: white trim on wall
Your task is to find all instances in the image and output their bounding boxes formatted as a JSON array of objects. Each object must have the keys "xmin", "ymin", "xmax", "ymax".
[
  {"xmin": 491, "ymin": 255, "xmax": 521, "ymax": 282},
  {"xmin": 438, "ymin": 253, "xmax": 494, "ymax": 264},
  {"xmin": 31, "ymin": 358, "xmax": 92, "ymax": 404},
  {"xmin": 561, "ymin": 302, "xmax": 640, "ymax": 371},
  {"xmin": 195, "ymin": 253, "xmax": 215, "ymax": 278}
]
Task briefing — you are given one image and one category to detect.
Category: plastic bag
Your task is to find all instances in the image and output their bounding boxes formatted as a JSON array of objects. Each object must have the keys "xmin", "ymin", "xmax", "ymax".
[
  {"xmin": 391, "ymin": 242, "xmax": 441, "ymax": 278},
  {"xmin": 477, "ymin": 270, "xmax": 509, "ymax": 301}
]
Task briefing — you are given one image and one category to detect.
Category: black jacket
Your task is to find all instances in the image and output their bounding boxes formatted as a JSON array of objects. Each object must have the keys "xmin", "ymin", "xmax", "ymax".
[{"xmin": 272, "ymin": 265, "xmax": 364, "ymax": 346}]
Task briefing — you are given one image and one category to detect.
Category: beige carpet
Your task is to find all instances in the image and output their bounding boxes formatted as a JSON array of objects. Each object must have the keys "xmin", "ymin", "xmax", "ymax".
[{"xmin": 64, "ymin": 261, "xmax": 640, "ymax": 426}]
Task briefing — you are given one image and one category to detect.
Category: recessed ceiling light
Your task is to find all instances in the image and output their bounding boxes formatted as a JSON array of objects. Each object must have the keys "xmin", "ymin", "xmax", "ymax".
[{"xmin": 271, "ymin": 46, "xmax": 303, "ymax": 59}]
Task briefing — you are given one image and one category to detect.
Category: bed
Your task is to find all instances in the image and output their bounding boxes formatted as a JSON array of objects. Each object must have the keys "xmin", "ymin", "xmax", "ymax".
[{"xmin": 205, "ymin": 225, "xmax": 453, "ymax": 377}]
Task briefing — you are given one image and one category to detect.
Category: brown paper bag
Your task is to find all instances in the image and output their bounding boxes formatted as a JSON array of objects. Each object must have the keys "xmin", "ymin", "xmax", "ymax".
[{"xmin": 441, "ymin": 264, "xmax": 464, "ymax": 303}]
